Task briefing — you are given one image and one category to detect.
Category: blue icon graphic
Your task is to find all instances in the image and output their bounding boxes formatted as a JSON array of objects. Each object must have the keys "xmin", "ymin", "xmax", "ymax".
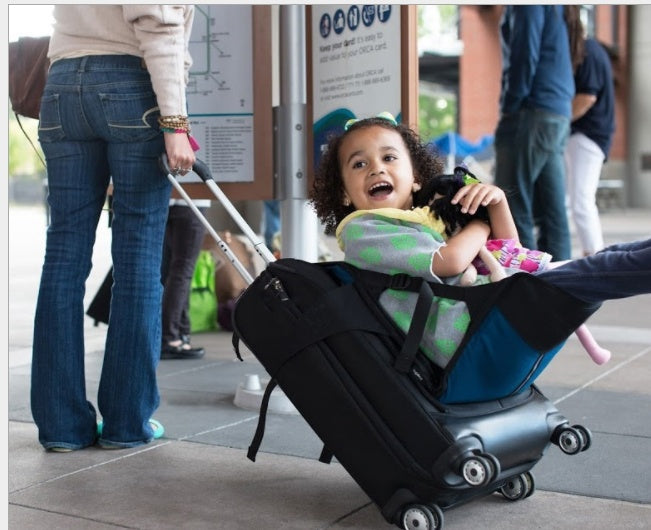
[
  {"xmin": 378, "ymin": 5, "xmax": 392, "ymax": 23},
  {"xmin": 361, "ymin": 5, "xmax": 376, "ymax": 27},
  {"xmin": 319, "ymin": 13, "xmax": 331, "ymax": 38},
  {"xmin": 347, "ymin": 5, "xmax": 360, "ymax": 31},
  {"xmin": 333, "ymin": 9, "xmax": 345, "ymax": 35}
]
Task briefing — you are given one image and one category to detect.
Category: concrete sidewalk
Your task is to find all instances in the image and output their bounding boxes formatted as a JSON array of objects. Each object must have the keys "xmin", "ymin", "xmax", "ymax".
[{"xmin": 7, "ymin": 205, "xmax": 651, "ymax": 529}]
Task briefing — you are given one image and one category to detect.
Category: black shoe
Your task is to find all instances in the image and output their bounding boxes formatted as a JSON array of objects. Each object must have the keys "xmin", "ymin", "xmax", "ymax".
[{"xmin": 161, "ymin": 342, "xmax": 205, "ymax": 360}]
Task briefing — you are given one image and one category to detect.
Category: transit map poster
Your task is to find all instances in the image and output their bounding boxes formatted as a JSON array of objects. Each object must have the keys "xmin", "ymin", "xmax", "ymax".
[{"xmin": 184, "ymin": 4, "xmax": 254, "ymax": 183}]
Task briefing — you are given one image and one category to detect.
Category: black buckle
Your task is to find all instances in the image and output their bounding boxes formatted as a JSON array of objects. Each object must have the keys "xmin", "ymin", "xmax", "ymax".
[{"xmin": 389, "ymin": 273, "xmax": 412, "ymax": 290}]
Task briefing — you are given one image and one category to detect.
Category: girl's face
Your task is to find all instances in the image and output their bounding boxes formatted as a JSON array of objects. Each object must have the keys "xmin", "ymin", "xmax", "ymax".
[{"xmin": 339, "ymin": 125, "xmax": 419, "ymax": 211}]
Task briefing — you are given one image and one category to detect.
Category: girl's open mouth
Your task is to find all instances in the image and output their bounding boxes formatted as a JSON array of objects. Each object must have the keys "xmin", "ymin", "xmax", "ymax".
[{"xmin": 368, "ymin": 182, "xmax": 393, "ymax": 198}]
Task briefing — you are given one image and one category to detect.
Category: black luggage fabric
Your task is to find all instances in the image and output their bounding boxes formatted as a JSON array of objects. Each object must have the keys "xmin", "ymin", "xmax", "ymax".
[
  {"xmin": 231, "ymin": 259, "xmax": 589, "ymax": 524},
  {"xmin": 86, "ymin": 267, "xmax": 113, "ymax": 326}
]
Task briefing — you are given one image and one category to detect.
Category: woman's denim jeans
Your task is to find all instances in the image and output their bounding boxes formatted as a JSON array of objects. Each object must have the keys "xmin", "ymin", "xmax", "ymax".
[
  {"xmin": 495, "ymin": 108, "xmax": 572, "ymax": 260},
  {"xmin": 536, "ymin": 239, "xmax": 651, "ymax": 304},
  {"xmin": 32, "ymin": 55, "xmax": 170, "ymax": 450}
]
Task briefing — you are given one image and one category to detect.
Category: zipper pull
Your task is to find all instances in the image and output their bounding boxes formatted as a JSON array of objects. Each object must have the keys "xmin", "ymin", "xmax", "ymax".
[{"xmin": 264, "ymin": 277, "xmax": 289, "ymax": 301}]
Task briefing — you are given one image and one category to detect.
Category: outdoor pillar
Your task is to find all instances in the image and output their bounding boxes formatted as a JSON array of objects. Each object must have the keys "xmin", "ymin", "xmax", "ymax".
[
  {"xmin": 627, "ymin": 5, "xmax": 651, "ymax": 207},
  {"xmin": 278, "ymin": 5, "xmax": 319, "ymax": 260}
]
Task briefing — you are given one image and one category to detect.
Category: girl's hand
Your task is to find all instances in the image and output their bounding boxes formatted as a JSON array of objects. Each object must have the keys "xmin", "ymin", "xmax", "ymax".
[
  {"xmin": 453, "ymin": 183, "xmax": 519, "ymax": 241},
  {"xmin": 451, "ymin": 183, "xmax": 506, "ymax": 215},
  {"xmin": 164, "ymin": 133, "xmax": 196, "ymax": 176}
]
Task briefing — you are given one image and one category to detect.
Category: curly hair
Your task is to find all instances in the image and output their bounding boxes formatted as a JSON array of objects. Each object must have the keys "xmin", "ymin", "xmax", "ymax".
[{"xmin": 309, "ymin": 117, "xmax": 444, "ymax": 234}]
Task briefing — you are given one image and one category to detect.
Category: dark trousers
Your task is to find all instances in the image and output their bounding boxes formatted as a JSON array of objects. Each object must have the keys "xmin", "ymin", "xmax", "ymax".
[{"xmin": 161, "ymin": 205, "xmax": 207, "ymax": 344}]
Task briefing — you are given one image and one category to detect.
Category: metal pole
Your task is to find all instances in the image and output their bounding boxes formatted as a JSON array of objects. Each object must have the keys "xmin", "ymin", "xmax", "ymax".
[{"xmin": 278, "ymin": 5, "xmax": 319, "ymax": 261}]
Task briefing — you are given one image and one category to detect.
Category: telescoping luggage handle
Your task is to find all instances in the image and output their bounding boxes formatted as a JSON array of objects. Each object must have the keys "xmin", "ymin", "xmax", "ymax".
[
  {"xmin": 161, "ymin": 154, "xmax": 289, "ymax": 462},
  {"xmin": 160, "ymin": 154, "xmax": 276, "ymax": 286}
]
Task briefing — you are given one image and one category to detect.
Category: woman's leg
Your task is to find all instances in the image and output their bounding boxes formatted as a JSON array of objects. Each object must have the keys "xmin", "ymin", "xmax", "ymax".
[
  {"xmin": 536, "ymin": 238, "xmax": 651, "ymax": 304},
  {"xmin": 99, "ymin": 139, "xmax": 169, "ymax": 446},
  {"xmin": 77, "ymin": 55, "xmax": 170, "ymax": 447},
  {"xmin": 565, "ymin": 133, "xmax": 605, "ymax": 255},
  {"xmin": 31, "ymin": 72, "xmax": 108, "ymax": 449},
  {"xmin": 161, "ymin": 205, "xmax": 207, "ymax": 343}
]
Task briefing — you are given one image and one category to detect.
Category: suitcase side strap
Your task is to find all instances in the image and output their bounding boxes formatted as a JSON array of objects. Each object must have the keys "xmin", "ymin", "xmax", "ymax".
[
  {"xmin": 318, "ymin": 445, "xmax": 334, "ymax": 464},
  {"xmin": 246, "ymin": 376, "xmax": 333, "ymax": 465},
  {"xmin": 246, "ymin": 377, "xmax": 278, "ymax": 462}
]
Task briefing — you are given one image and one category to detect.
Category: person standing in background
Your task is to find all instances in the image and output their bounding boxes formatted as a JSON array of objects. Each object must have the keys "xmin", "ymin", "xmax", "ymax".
[
  {"xmin": 564, "ymin": 18, "xmax": 615, "ymax": 256},
  {"xmin": 494, "ymin": 5, "xmax": 581, "ymax": 261},
  {"xmin": 32, "ymin": 5, "xmax": 196, "ymax": 451},
  {"xmin": 161, "ymin": 199, "xmax": 210, "ymax": 359}
]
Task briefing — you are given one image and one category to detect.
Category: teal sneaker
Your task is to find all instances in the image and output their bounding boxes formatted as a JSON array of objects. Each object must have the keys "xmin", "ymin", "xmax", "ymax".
[{"xmin": 96, "ymin": 418, "xmax": 165, "ymax": 449}]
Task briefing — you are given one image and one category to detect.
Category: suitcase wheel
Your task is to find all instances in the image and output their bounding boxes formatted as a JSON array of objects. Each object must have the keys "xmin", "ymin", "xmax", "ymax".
[
  {"xmin": 499, "ymin": 471, "xmax": 535, "ymax": 501},
  {"xmin": 552, "ymin": 424, "xmax": 592, "ymax": 455},
  {"xmin": 572, "ymin": 424, "xmax": 592, "ymax": 451},
  {"xmin": 400, "ymin": 503, "xmax": 444, "ymax": 530},
  {"xmin": 460, "ymin": 452, "xmax": 500, "ymax": 487}
]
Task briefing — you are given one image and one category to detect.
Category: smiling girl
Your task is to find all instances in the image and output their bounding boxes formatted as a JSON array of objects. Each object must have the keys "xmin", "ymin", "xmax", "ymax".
[{"xmin": 309, "ymin": 113, "xmax": 651, "ymax": 370}]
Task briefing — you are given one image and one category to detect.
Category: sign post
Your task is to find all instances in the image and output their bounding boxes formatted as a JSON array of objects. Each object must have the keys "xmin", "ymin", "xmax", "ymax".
[{"xmin": 278, "ymin": 5, "xmax": 320, "ymax": 261}]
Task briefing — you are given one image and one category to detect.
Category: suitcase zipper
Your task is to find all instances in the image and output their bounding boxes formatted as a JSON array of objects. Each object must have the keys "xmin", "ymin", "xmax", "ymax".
[
  {"xmin": 511, "ymin": 352, "xmax": 544, "ymax": 395},
  {"xmin": 265, "ymin": 277, "xmax": 288, "ymax": 300},
  {"xmin": 263, "ymin": 276, "xmax": 306, "ymax": 321}
]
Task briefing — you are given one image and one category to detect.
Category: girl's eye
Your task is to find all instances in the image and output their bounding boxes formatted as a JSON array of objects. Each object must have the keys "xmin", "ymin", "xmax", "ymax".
[{"xmin": 352, "ymin": 160, "xmax": 366, "ymax": 169}]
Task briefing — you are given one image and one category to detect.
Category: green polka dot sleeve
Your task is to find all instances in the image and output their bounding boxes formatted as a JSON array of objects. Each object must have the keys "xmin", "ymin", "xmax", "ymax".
[{"xmin": 339, "ymin": 212, "xmax": 473, "ymax": 369}]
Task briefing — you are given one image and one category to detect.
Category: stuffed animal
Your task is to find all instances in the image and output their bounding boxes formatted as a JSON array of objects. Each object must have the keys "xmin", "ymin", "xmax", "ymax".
[{"xmin": 414, "ymin": 166, "xmax": 611, "ymax": 365}]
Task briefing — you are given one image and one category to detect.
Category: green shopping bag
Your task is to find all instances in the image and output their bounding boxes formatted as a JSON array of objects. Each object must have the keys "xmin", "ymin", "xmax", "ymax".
[{"xmin": 189, "ymin": 250, "xmax": 218, "ymax": 333}]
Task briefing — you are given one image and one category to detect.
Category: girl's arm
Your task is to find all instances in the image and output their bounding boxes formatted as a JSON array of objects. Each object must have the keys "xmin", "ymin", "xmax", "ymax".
[
  {"xmin": 452, "ymin": 183, "xmax": 519, "ymax": 241},
  {"xmin": 432, "ymin": 219, "xmax": 490, "ymax": 277}
]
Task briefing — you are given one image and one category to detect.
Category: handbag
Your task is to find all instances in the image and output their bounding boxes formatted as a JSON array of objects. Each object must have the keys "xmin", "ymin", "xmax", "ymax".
[
  {"xmin": 9, "ymin": 36, "xmax": 50, "ymax": 169},
  {"xmin": 189, "ymin": 250, "xmax": 218, "ymax": 333},
  {"xmin": 9, "ymin": 36, "xmax": 50, "ymax": 120}
]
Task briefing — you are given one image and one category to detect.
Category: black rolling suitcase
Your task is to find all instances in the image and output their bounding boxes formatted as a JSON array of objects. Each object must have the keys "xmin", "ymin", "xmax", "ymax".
[
  {"xmin": 231, "ymin": 258, "xmax": 592, "ymax": 529},
  {"xmin": 165, "ymin": 156, "xmax": 593, "ymax": 530}
]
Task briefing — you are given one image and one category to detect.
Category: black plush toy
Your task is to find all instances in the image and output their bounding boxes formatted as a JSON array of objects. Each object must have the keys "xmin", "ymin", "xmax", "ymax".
[{"xmin": 413, "ymin": 165, "xmax": 490, "ymax": 238}]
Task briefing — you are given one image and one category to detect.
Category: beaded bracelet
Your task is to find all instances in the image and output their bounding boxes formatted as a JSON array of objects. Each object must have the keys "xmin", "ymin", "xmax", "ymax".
[
  {"xmin": 158, "ymin": 114, "xmax": 188, "ymax": 123},
  {"xmin": 160, "ymin": 127, "xmax": 190, "ymax": 134},
  {"xmin": 158, "ymin": 115, "xmax": 190, "ymax": 131}
]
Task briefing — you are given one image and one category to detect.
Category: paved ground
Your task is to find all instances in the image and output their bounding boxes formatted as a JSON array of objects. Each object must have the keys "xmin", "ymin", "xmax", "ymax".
[{"xmin": 7, "ymin": 203, "xmax": 651, "ymax": 529}]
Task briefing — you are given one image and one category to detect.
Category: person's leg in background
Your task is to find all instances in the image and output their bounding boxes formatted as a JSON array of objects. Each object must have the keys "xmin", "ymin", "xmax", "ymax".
[
  {"xmin": 529, "ymin": 111, "xmax": 571, "ymax": 260},
  {"xmin": 177, "ymin": 209, "xmax": 207, "ymax": 349},
  {"xmin": 565, "ymin": 132, "xmax": 605, "ymax": 255},
  {"xmin": 494, "ymin": 110, "xmax": 538, "ymax": 251},
  {"xmin": 161, "ymin": 204, "xmax": 207, "ymax": 359}
]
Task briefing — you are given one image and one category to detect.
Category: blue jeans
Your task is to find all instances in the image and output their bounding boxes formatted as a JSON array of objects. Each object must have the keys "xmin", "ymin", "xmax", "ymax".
[
  {"xmin": 495, "ymin": 108, "xmax": 571, "ymax": 260},
  {"xmin": 32, "ymin": 55, "xmax": 171, "ymax": 450},
  {"xmin": 536, "ymin": 239, "xmax": 651, "ymax": 304}
]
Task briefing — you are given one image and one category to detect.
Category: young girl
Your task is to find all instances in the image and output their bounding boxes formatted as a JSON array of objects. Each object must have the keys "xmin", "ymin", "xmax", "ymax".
[{"xmin": 309, "ymin": 113, "xmax": 651, "ymax": 369}]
